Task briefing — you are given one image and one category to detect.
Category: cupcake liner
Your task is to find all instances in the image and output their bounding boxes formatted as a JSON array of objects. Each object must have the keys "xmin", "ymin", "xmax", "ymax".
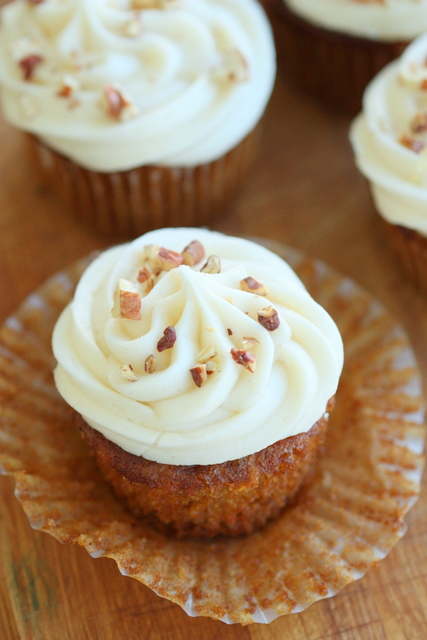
[
  {"xmin": 267, "ymin": 1, "xmax": 407, "ymax": 114},
  {"xmin": 27, "ymin": 126, "xmax": 261, "ymax": 238},
  {"xmin": 0, "ymin": 240, "xmax": 424, "ymax": 625},
  {"xmin": 383, "ymin": 220, "xmax": 427, "ymax": 294}
]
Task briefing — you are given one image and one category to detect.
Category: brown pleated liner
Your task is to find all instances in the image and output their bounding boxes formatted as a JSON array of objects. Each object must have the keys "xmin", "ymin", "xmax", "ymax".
[
  {"xmin": 382, "ymin": 220, "xmax": 427, "ymax": 295},
  {"xmin": 265, "ymin": 0, "xmax": 407, "ymax": 114},
  {"xmin": 27, "ymin": 126, "xmax": 261, "ymax": 239},
  {"xmin": 0, "ymin": 241, "xmax": 425, "ymax": 625}
]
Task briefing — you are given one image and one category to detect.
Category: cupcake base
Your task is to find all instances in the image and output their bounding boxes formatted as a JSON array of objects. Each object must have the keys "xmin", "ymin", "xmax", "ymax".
[
  {"xmin": 28, "ymin": 126, "xmax": 261, "ymax": 239},
  {"xmin": 383, "ymin": 220, "xmax": 427, "ymax": 294},
  {"xmin": 77, "ymin": 405, "xmax": 332, "ymax": 539},
  {"xmin": 267, "ymin": 0, "xmax": 407, "ymax": 114}
]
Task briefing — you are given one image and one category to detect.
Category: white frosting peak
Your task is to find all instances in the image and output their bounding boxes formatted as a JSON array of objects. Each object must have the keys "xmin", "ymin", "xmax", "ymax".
[
  {"xmin": 52, "ymin": 229, "xmax": 344, "ymax": 466},
  {"xmin": 284, "ymin": 0, "xmax": 427, "ymax": 42},
  {"xmin": 350, "ymin": 33, "xmax": 427, "ymax": 236},
  {"xmin": 0, "ymin": 0, "xmax": 275, "ymax": 171}
]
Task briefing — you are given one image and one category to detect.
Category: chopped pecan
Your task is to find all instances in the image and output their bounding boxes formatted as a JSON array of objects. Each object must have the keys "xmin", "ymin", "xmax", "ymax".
[
  {"xmin": 190, "ymin": 364, "xmax": 207, "ymax": 388},
  {"xmin": 201, "ymin": 255, "xmax": 221, "ymax": 274},
  {"xmin": 57, "ymin": 74, "xmax": 79, "ymax": 98},
  {"xmin": 120, "ymin": 364, "xmax": 138, "ymax": 382},
  {"xmin": 151, "ymin": 246, "xmax": 184, "ymax": 273},
  {"xmin": 19, "ymin": 54, "xmax": 43, "ymax": 81},
  {"xmin": 112, "ymin": 279, "xmax": 142, "ymax": 320},
  {"xmin": 103, "ymin": 84, "xmax": 139, "ymax": 121},
  {"xmin": 206, "ymin": 361, "xmax": 217, "ymax": 375},
  {"xmin": 242, "ymin": 337, "xmax": 259, "ymax": 349},
  {"xmin": 144, "ymin": 354, "xmax": 156, "ymax": 374},
  {"xmin": 230, "ymin": 348, "xmax": 256, "ymax": 373},
  {"xmin": 227, "ymin": 328, "xmax": 233, "ymax": 336},
  {"xmin": 157, "ymin": 326, "xmax": 176, "ymax": 352},
  {"xmin": 240, "ymin": 276, "xmax": 269, "ymax": 296},
  {"xmin": 213, "ymin": 48, "xmax": 249, "ymax": 83},
  {"xmin": 137, "ymin": 267, "xmax": 152, "ymax": 283},
  {"xmin": 257, "ymin": 306, "xmax": 280, "ymax": 331},
  {"xmin": 196, "ymin": 345, "xmax": 217, "ymax": 363},
  {"xmin": 410, "ymin": 111, "xmax": 427, "ymax": 134},
  {"xmin": 182, "ymin": 240, "xmax": 205, "ymax": 266},
  {"xmin": 399, "ymin": 134, "xmax": 425, "ymax": 154}
]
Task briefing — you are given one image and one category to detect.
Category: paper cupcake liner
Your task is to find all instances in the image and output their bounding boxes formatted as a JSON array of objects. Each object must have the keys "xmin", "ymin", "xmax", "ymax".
[
  {"xmin": 28, "ymin": 127, "xmax": 260, "ymax": 239},
  {"xmin": 266, "ymin": 1, "xmax": 407, "ymax": 114},
  {"xmin": 383, "ymin": 220, "xmax": 427, "ymax": 295},
  {"xmin": 0, "ymin": 241, "xmax": 424, "ymax": 625}
]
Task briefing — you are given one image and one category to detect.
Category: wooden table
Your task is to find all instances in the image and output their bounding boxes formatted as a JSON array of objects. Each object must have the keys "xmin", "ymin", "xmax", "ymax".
[{"xmin": 1, "ymin": 36, "xmax": 426, "ymax": 640}]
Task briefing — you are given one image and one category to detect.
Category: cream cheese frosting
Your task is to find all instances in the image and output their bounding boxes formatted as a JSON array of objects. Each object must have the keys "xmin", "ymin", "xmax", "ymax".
[
  {"xmin": 0, "ymin": 0, "xmax": 275, "ymax": 171},
  {"xmin": 52, "ymin": 228, "xmax": 344, "ymax": 466},
  {"xmin": 350, "ymin": 33, "xmax": 427, "ymax": 237},
  {"xmin": 283, "ymin": 0, "xmax": 427, "ymax": 42}
]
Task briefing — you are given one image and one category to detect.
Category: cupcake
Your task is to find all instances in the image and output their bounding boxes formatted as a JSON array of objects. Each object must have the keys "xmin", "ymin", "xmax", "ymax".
[
  {"xmin": 51, "ymin": 228, "xmax": 344, "ymax": 538},
  {"xmin": 350, "ymin": 33, "xmax": 427, "ymax": 294},
  {"xmin": 0, "ymin": 0, "xmax": 275, "ymax": 238},
  {"xmin": 266, "ymin": 0, "xmax": 427, "ymax": 113}
]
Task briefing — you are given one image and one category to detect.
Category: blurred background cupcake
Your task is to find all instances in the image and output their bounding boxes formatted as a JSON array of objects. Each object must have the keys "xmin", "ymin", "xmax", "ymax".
[
  {"xmin": 264, "ymin": 0, "xmax": 427, "ymax": 114},
  {"xmin": 350, "ymin": 33, "xmax": 427, "ymax": 294},
  {"xmin": 0, "ymin": 0, "xmax": 275, "ymax": 238}
]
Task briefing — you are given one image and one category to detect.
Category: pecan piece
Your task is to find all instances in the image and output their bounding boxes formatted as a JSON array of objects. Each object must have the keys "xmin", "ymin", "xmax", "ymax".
[
  {"xmin": 213, "ymin": 48, "xmax": 249, "ymax": 83},
  {"xmin": 200, "ymin": 255, "xmax": 221, "ymax": 274},
  {"xmin": 240, "ymin": 276, "xmax": 269, "ymax": 296},
  {"xmin": 144, "ymin": 355, "xmax": 156, "ymax": 374},
  {"xmin": 230, "ymin": 348, "xmax": 256, "ymax": 373},
  {"xmin": 257, "ymin": 306, "xmax": 280, "ymax": 331},
  {"xmin": 157, "ymin": 326, "xmax": 176, "ymax": 352},
  {"xmin": 182, "ymin": 240, "xmax": 205, "ymax": 266},
  {"xmin": 57, "ymin": 74, "xmax": 79, "ymax": 98},
  {"xmin": 112, "ymin": 279, "xmax": 142, "ymax": 320},
  {"xmin": 19, "ymin": 54, "xmax": 43, "ymax": 81},
  {"xmin": 242, "ymin": 337, "xmax": 259, "ymax": 349},
  {"xmin": 120, "ymin": 364, "xmax": 138, "ymax": 382},
  {"xmin": 151, "ymin": 247, "xmax": 184, "ymax": 273},
  {"xmin": 206, "ymin": 361, "xmax": 217, "ymax": 375},
  {"xmin": 137, "ymin": 267, "xmax": 152, "ymax": 283},
  {"xmin": 227, "ymin": 328, "xmax": 233, "ymax": 336},
  {"xmin": 103, "ymin": 84, "xmax": 139, "ymax": 121},
  {"xmin": 410, "ymin": 111, "xmax": 427, "ymax": 134},
  {"xmin": 399, "ymin": 134, "xmax": 425, "ymax": 153},
  {"xmin": 190, "ymin": 364, "xmax": 207, "ymax": 388},
  {"xmin": 196, "ymin": 345, "xmax": 217, "ymax": 363}
]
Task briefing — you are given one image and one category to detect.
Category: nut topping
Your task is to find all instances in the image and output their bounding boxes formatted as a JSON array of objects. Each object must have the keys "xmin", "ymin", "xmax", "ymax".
[
  {"xmin": 257, "ymin": 306, "xmax": 280, "ymax": 331},
  {"xmin": 206, "ymin": 361, "xmax": 217, "ymax": 375},
  {"xmin": 399, "ymin": 134, "xmax": 425, "ymax": 154},
  {"xmin": 213, "ymin": 48, "xmax": 249, "ymax": 84},
  {"xmin": 190, "ymin": 364, "xmax": 207, "ymax": 388},
  {"xmin": 57, "ymin": 74, "xmax": 80, "ymax": 98},
  {"xmin": 410, "ymin": 111, "xmax": 427, "ymax": 134},
  {"xmin": 102, "ymin": 84, "xmax": 139, "ymax": 121},
  {"xmin": 242, "ymin": 337, "xmax": 259, "ymax": 349},
  {"xmin": 151, "ymin": 246, "xmax": 184, "ymax": 273},
  {"xmin": 19, "ymin": 54, "xmax": 43, "ymax": 81},
  {"xmin": 182, "ymin": 240, "xmax": 205, "ymax": 266},
  {"xmin": 196, "ymin": 345, "xmax": 217, "ymax": 363},
  {"xmin": 230, "ymin": 348, "xmax": 256, "ymax": 373},
  {"xmin": 240, "ymin": 277, "xmax": 269, "ymax": 296},
  {"xmin": 157, "ymin": 326, "xmax": 176, "ymax": 352},
  {"xmin": 200, "ymin": 255, "xmax": 221, "ymax": 274},
  {"xmin": 137, "ymin": 267, "xmax": 152, "ymax": 283},
  {"xmin": 144, "ymin": 354, "xmax": 156, "ymax": 374},
  {"xmin": 120, "ymin": 364, "xmax": 138, "ymax": 382},
  {"xmin": 112, "ymin": 279, "xmax": 142, "ymax": 320}
]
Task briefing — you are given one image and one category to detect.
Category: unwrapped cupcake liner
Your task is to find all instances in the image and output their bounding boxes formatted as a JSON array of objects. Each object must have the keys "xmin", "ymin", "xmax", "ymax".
[
  {"xmin": 382, "ymin": 220, "xmax": 427, "ymax": 294},
  {"xmin": 267, "ymin": 1, "xmax": 407, "ymax": 114},
  {"xmin": 28, "ymin": 126, "xmax": 260, "ymax": 238},
  {"xmin": 0, "ymin": 240, "xmax": 424, "ymax": 625}
]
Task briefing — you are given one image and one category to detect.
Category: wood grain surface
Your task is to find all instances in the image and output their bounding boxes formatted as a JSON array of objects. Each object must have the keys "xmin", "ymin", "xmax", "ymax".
[{"xmin": 1, "ymin": 16, "xmax": 426, "ymax": 640}]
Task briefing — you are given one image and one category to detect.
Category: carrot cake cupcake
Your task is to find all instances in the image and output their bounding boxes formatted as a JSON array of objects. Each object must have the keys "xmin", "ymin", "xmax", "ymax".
[
  {"xmin": 350, "ymin": 33, "xmax": 427, "ymax": 293},
  {"xmin": 0, "ymin": 0, "xmax": 276, "ymax": 237},
  {"xmin": 52, "ymin": 228, "xmax": 344, "ymax": 537}
]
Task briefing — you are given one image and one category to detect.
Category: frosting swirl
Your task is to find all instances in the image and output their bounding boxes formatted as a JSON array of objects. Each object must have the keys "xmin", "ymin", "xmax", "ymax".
[
  {"xmin": 0, "ymin": 0, "xmax": 275, "ymax": 171},
  {"xmin": 52, "ymin": 228, "xmax": 343, "ymax": 466},
  {"xmin": 350, "ymin": 33, "xmax": 427, "ymax": 236},
  {"xmin": 284, "ymin": 0, "xmax": 427, "ymax": 42}
]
